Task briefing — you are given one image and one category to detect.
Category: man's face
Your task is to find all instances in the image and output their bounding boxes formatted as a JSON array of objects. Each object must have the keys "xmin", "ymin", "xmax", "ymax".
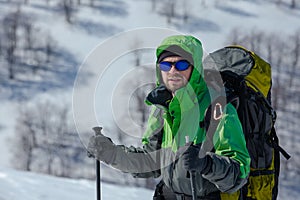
[{"xmin": 160, "ymin": 56, "xmax": 193, "ymax": 93}]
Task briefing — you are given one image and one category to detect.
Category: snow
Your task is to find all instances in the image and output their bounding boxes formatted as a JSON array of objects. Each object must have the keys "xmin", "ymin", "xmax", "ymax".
[
  {"xmin": 0, "ymin": 0, "xmax": 300, "ymax": 199},
  {"xmin": 0, "ymin": 167, "xmax": 153, "ymax": 200},
  {"xmin": 0, "ymin": 167, "xmax": 298, "ymax": 200}
]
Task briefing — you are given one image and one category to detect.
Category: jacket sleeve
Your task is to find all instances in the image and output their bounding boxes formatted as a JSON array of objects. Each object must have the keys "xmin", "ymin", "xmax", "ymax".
[
  {"xmin": 102, "ymin": 106, "xmax": 164, "ymax": 178},
  {"xmin": 202, "ymin": 104, "xmax": 250, "ymax": 193}
]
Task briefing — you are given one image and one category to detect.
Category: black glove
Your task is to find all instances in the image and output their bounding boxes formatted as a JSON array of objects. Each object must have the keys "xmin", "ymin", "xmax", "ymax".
[
  {"xmin": 146, "ymin": 85, "xmax": 172, "ymax": 108},
  {"xmin": 87, "ymin": 127, "xmax": 116, "ymax": 164},
  {"xmin": 182, "ymin": 144, "xmax": 212, "ymax": 174}
]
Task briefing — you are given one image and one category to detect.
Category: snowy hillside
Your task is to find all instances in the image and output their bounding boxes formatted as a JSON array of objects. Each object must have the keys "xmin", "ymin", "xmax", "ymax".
[
  {"xmin": 0, "ymin": 0, "xmax": 300, "ymax": 199},
  {"xmin": 0, "ymin": 167, "xmax": 153, "ymax": 200},
  {"xmin": 0, "ymin": 167, "xmax": 299, "ymax": 200}
]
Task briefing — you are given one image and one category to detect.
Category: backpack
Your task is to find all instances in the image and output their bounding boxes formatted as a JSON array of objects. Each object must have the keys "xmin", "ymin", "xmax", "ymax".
[{"xmin": 202, "ymin": 46, "xmax": 291, "ymax": 200}]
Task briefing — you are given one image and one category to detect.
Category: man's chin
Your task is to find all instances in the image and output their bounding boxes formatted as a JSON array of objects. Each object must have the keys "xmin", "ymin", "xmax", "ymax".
[{"xmin": 166, "ymin": 84, "xmax": 184, "ymax": 93}]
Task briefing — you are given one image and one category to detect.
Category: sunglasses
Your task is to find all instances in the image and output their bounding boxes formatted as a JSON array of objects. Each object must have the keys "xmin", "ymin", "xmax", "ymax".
[{"xmin": 158, "ymin": 60, "xmax": 191, "ymax": 72}]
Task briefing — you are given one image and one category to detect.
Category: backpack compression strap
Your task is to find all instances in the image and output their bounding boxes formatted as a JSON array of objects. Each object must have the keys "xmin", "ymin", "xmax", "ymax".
[{"xmin": 268, "ymin": 127, "xmax": 291, "ymax": 160}]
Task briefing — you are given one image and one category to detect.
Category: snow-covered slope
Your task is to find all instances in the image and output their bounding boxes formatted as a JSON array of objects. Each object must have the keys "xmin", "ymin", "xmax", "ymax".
[
  {"xmin": 0, "ymin": 167, "xmax": 299, "ymax": 200},
  {"xmin": 0, "ymin": 167, "xmax": 153, "ymax": 200}
]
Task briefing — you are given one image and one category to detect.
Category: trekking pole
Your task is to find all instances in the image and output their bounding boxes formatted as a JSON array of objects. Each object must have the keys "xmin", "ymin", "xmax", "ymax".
[
  {"xmin": 185, "ymin": 136, "xmax": 197, "ymax": 200},
  {"xmin": 190, "ymin": 172, "xmax": 197, "ymax": 200},
  {"xmin": 96, "ymin": 158, "xmax": 101, "ymax": 200},
  {"xmin": 93, "ymin": 127, "xmax": 102, "ymax": 200}
]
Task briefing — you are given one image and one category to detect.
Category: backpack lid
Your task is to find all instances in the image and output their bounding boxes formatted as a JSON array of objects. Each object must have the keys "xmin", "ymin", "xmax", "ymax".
[{"xmin": 204, "ymin": 46, "xmax": 271, "ymax": 98}]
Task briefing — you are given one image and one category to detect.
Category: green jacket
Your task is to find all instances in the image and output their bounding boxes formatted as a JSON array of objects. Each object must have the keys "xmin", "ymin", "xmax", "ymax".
[{"xmin": 105, "ymin": 35, "xmax": 250, "ymax": 197}]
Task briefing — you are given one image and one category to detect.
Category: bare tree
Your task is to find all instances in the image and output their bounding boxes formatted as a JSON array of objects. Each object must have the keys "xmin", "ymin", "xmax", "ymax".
[
  {"xmin": 291, "ymin": 0, "xmax": 296, "ymax": 9},
  {"xmin": 45, "ymin": 34, "xmax": 55, "ymax": 63},
  {"xmin": 22, "ymin": 19, "xmax": 36, "ymax": 70},
  {"xmin": 227, "ymin": 28, "xmax": 244, "ymax": 46},
  {"xmin": 13, "ymin": 108, "xmax": 37, "ymax": 171},
  {"xmin": 0, "ymin": 36, "xmax": 2, "ymax": 58},
  {"xmin": 151, "ymin": 0, "xmax": 157, "ymax": 11},
  {"xmin": 90, "ymin": 0, "xmax": 94, "ymax": 7},
  {"xmin": 44, "ymin": 104, "xmax": 70, "ymax": 176},
  {"xmin": 24, "ymin": 21, "xmax": 33, "ymax": 50},
  {"xmin": 265, "ymin": 34, "xmax": 274, "ymax": 64},
  {"xmin": 1, "ymin": 8, "xmax": 54, "ymax": 79},
  {"xmin": 163, "ymin": 0, "xmax": 177, "ymax": 24},
  {"xmin": 12, "ymin": 100, "xmax": 92, "ymax": 178},
  {"xmin": 271, "ymin": 37, "xmax": 285, "ymax": 110},
  {"xmin": 232, "ymin": 29, "xmax": 264, "ymax": 54},
  {"xmin": 131, "ymin": 38, "xmax": 143, "ymax": 66},
  {"xmin": 127, "ymin": 67, "xmax": 155, "ymax": 136},
  {"xmin": 181, "ymin": 0, "xmax": 191, "ymax": 23},
  {"xmin": 249, "ymin": 30, "xmax": 264, "ymax": 54},
  {"xmin": 276, "ymin": 0, "xmax": 282, "ymax": 6},
  {"xmin": 287, "ymin": 30, "xmax": 300, "ymax": 88},
  {"xmin": 132, "ymin": 83, "xmax": 152, "ymax": 130},
  {"xmin": 3, "ymin": 8, "xmax": 20, "ymax": 79},
  {"xmin": 62, "ymin": 0, "xmax": 74, "ymax": 24}
]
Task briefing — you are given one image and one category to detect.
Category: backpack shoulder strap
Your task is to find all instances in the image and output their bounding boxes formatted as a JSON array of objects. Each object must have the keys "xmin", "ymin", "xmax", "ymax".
[{"xmin": 199, "ymin": 96, "xmax": 227, "ymax": 156}]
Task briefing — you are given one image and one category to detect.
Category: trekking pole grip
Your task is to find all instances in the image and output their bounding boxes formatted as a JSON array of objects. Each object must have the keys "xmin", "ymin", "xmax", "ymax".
[{"xmin": 93, "ymin": 127, "xmax": 102, "ymax": 200}]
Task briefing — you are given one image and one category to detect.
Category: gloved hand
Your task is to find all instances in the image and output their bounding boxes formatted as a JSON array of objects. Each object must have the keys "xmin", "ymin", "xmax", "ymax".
[
  {"xmin": 182, "ymin": 144, "xmax": 212, "ymax": 174},
  {"xmin": 87, "ymin": 127, "xmax": 116, "ymax": 164}
]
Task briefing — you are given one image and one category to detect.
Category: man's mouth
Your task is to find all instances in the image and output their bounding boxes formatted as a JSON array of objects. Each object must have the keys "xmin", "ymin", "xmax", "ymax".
[
  {"xmin": 168, "ymin": 76, "xmax": 182, "ymax": 82},
  {"xmin": 168, "ymin": 78, "xmax": 181, "ymax": 84}
]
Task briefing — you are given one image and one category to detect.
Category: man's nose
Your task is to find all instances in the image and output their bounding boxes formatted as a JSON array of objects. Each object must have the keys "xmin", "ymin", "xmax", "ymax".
[{"xmin": 168, "ymin": 65, "xmax": 178, "ymax": 73}]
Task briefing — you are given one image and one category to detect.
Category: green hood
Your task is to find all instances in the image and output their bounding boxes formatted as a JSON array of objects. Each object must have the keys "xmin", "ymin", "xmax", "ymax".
[
  {"xmin": 143, "ymin": 35, "xmax": 211, "ymax": 149},
  {"xmin": 155, "ymin": 35, "xmax": 208, "ymax": 99}
]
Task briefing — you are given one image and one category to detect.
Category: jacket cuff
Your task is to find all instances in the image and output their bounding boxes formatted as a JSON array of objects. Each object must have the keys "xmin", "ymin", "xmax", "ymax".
[{"xmin": 202, "ymin": 155, "xmax": 213, "ymax": 175}]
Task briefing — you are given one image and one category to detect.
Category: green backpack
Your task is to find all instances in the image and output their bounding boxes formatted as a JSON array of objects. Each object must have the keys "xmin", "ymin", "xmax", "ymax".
[{"xmin": 202, "ymin": 46, "xmax": 290, "ymax": 200}]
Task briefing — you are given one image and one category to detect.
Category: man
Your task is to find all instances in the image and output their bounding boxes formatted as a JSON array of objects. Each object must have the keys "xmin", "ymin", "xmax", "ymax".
[{"xmin": 87, "ymin": 35, "xmax": 250, "ymax": 199}]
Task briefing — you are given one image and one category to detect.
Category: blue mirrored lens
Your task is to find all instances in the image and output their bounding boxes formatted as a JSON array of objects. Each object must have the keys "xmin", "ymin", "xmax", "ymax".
[
  {"xmin": 175, "ymin": 60, "xmax": 190, "ymax": 71},
  {"xmin": 159, "ymin": 62, "xmax": 172, "ymax": 71},
  {"xmin": 159, "ymin": 60, "xmax": 190, "ymax": 71}
]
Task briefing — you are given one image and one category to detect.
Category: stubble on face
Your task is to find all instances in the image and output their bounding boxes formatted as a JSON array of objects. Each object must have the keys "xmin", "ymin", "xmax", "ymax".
[{"xmin": 160, "ymin": 56, "xmax": 192, "ymax": 94}]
